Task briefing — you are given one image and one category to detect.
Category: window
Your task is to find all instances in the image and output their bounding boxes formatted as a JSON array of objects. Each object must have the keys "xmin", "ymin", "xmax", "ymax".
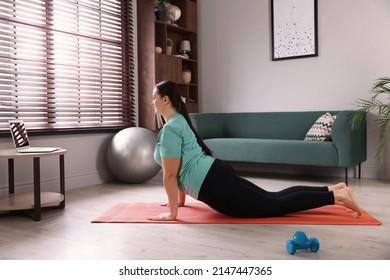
[{"xmin": 0, "ymin": 0, "xmax": 136, "ymax": 133}]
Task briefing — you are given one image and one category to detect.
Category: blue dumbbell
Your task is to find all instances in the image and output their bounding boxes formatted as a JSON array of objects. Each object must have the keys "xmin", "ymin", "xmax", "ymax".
[{"xmin": 286, "ymin": 231, "xmax": 320, "ymax": 255}]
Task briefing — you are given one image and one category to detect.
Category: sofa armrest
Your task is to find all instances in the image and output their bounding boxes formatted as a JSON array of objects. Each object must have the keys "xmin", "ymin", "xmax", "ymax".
[
  {"xmin": 331, "ymin": 110, "xmax": 367, "ymax": 167},
  {"xmin": 189, "ymin": 113, "xmax": 225, "ymax": 139}
]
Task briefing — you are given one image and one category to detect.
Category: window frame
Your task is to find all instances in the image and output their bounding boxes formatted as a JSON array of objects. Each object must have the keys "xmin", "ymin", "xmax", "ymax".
[{"xmin": 0, "ymin": 0, "xmax": 136, "ymax": 136}]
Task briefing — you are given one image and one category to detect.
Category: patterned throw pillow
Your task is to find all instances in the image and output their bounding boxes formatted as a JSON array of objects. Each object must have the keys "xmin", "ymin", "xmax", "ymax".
[{"xmin": 304, "ymin": 113, "xmax": 337, "ymax": 141}]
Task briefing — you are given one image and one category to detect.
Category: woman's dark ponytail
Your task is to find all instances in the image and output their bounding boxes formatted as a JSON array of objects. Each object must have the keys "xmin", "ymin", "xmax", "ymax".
[{"xmin": 155, "ymin": 81, "xmax": 212, "ymax": 156}]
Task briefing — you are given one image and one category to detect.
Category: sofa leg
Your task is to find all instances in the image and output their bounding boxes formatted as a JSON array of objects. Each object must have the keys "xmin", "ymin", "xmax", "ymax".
[
  {"xmin": 358, "ymin": 163, "xmax": 361, "ymax": 179},
  {"xmin": 345, "ymin": 168, "xmax": 348, "ymax": 186}
]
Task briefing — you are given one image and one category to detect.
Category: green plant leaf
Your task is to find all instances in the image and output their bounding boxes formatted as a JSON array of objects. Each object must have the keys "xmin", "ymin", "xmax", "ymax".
[
  {"xmin": 350, "ymin": 76, "xmax": 390, "ymax": 166},
  {"xmin": 348, "ymin": 109, "xmax": 366, "ymax": 130}
]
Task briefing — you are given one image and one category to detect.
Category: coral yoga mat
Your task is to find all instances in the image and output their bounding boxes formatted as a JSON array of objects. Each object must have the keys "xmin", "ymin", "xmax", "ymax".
[{"xmin": 91, "ymin": 203, "xmax": 381, "ymax": 225}]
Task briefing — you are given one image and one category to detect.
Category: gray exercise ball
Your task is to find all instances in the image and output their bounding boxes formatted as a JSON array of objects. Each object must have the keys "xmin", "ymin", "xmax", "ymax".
[{"xmin": 107, "ymin": 127, "xmax": 161, "ymax": 183}]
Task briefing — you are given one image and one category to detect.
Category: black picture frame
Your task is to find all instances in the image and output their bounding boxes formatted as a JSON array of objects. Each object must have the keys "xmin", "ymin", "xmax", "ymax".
[{"xmin": 271, "ymin": 0, "xmax": 318, "ymax": 61}]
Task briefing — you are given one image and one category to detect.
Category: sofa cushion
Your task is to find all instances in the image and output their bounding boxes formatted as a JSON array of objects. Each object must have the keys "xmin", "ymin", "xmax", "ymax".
[
  {"xmin": 205, "ymin": 138, "xmax": 339, "ymax": 167},
  {"xmin": 190, "ymin": 113, "xmax": 225, "ymax": 139},
  {"xmin": 221, "ymin": 112, "xmax": 333, "ymax": 140},
  {"xmin": 304, "ymin": 112, "xmax": 336, "ymax": 141}
]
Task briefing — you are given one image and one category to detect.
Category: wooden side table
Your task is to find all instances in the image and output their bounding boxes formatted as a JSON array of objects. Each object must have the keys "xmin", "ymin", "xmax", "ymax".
[{"xmin": 0, "ymin": 149, "xmax": 66, "ymax": 221}]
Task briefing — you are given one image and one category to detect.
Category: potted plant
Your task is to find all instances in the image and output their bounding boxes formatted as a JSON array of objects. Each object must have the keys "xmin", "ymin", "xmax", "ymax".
[
  {"xmin": 166, "ymin": 38, "xmax": 173, "ymax": 55},
  {"xmin": 349, "ymin": 76, "xmax": 390, "ymax": 166},
  {"xmin": 155, "ymin": 0, "xmax": 170, "ymax": 21}
]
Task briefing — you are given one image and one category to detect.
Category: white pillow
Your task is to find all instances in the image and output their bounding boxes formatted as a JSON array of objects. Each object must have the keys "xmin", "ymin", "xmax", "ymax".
[{"xmin": 304, "ymin": 113, "xmax": 337, "ymax": 141}]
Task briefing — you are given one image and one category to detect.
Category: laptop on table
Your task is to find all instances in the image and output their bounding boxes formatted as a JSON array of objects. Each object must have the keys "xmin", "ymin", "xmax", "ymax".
[{"xmin": 9, "ymin": 120, "xmax": 60, "ymax": 153}]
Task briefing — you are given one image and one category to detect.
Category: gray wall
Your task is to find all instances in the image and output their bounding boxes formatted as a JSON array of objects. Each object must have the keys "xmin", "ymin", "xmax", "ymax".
[{"xmin": 199, "ymin": 0, "xmax": 390, "ymax": 179}]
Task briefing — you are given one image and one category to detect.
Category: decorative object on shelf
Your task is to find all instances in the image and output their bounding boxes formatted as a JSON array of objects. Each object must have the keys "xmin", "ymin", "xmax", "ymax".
[
  {"xmin": 155, "ymin": 0, "xmax": 170, "ymax": 21},
  {"xmin": 182, "ymin": 69, "xmax": 191, "ymax": 84},
  {"xmin": 179, "ymin": 40, "xmax": 191, "ymax": 59},
  {"xmin": 166, "ymin": 4, "xmax": 181, "ymax": 26},
  {"xmin": 155, "ymin": 46, "xmax": 163, "ymax": 54},
  {"xmin": 271, "ymin": 0, "xmax": 318, "ymax": 60},
  {"xmin": 166, "ymin": 38, "xmax": 173, "ymax": 55},
  {"xmin": 349, "ymin": 76, "xmax": 390, "ymax": 166}
]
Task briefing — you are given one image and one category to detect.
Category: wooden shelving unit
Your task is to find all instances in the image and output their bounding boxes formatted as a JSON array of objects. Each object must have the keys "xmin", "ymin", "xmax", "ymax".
[{"xmin": 138, "ymin": 0, "xmax": 198, "ymax": 130}]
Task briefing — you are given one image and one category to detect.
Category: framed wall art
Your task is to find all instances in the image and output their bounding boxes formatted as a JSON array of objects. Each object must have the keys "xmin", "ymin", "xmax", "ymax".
[{"xmin": 271, "ymin": 0, "xmax": 318, "ymax": 61}]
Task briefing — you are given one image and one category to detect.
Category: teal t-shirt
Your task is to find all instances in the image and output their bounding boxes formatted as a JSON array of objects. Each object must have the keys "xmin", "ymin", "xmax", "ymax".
[{"xmin": 154, "ymin": 112, "xmax": 215, "ymax": 199}]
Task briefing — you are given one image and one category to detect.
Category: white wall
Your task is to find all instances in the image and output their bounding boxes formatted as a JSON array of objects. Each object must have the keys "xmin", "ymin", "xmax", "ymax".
[{"xmin": 199, "ymin": 0, "xmax": 390, "ymax": 180}]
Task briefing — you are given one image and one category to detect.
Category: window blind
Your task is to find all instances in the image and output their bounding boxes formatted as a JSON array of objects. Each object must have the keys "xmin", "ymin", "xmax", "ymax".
[{"xmin": 0, "ymin": 0, "xmax": 135, "ymax": 132}]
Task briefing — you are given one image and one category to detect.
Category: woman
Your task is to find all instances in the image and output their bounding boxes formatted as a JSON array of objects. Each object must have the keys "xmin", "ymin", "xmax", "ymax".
[{"xmin": 149, "ymin": 80, "xmax": 362, "ymax": 221}]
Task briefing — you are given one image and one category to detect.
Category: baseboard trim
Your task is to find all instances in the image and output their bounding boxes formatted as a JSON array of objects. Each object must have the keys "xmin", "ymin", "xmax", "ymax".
[{"xmin": 360, "ymin": 164, "xmax": 390, "ymax": 180}]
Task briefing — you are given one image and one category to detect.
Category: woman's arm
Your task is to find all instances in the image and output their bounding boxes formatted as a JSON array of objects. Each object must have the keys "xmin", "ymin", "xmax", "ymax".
[
  {"xmin": 178, "ymin": 190, "xmax": 186, "ymax": 206},
  {"xmin": 160, "ymin": 190, "xmax": 186, "ymax": 207},
  {"xmin": 148, "ymin": 157, "xmax": 181, "ymax": 221}
]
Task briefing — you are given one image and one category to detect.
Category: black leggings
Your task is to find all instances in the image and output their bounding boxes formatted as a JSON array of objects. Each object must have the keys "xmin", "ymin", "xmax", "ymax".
[{"xmin": 198, "ymin": 159, "xmax": 335, "ymax": 218}]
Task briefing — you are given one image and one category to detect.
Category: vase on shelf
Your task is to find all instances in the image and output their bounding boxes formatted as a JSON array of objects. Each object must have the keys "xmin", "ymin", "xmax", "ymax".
[
  {"xmin": 155, "ymin": 9, "xmax": 165, "ymax": 21},
  {"xmin": 182, "ymin": 69, "xmax": 191, "ymax": 84},
  {"xmin": 166, "ymin": 46, "xmax": 172, "ymax": 55},
  {"xmin": 166, "ymin": 38, "xmax": 173, "ymax": 55}
]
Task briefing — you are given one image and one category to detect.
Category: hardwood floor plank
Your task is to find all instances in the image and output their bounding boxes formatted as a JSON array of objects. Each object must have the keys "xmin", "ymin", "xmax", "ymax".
[{"xmin": 0, "ymin": 173, "xmax": 389, "ymax": 260}]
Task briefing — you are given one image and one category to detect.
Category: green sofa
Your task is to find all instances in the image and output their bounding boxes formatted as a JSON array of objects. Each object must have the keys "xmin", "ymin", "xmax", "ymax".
[{"xmin": 190, "ymin": 111, "xmax": 367, "ymax": 184}]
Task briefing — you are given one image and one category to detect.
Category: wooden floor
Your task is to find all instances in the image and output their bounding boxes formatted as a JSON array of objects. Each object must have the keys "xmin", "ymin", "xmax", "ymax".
[{"xmin": 0, "ymin": 172, "xmax": 389, "ymax": 260}]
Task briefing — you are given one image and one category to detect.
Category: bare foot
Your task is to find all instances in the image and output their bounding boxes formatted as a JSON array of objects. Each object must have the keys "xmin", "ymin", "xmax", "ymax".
[
  {"xmin": 334, "ymin": 187, "xmax": 363, "ymax": 216},
  {"xmin": 328, "ymin": 182, "xmax": 348, "ymax": 192}
]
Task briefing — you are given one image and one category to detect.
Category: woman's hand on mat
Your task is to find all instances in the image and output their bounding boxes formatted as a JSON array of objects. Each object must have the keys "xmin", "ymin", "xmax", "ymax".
[{"xmin": 147, "ymin": 212, "xmax": 175, "ymax": 221}]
